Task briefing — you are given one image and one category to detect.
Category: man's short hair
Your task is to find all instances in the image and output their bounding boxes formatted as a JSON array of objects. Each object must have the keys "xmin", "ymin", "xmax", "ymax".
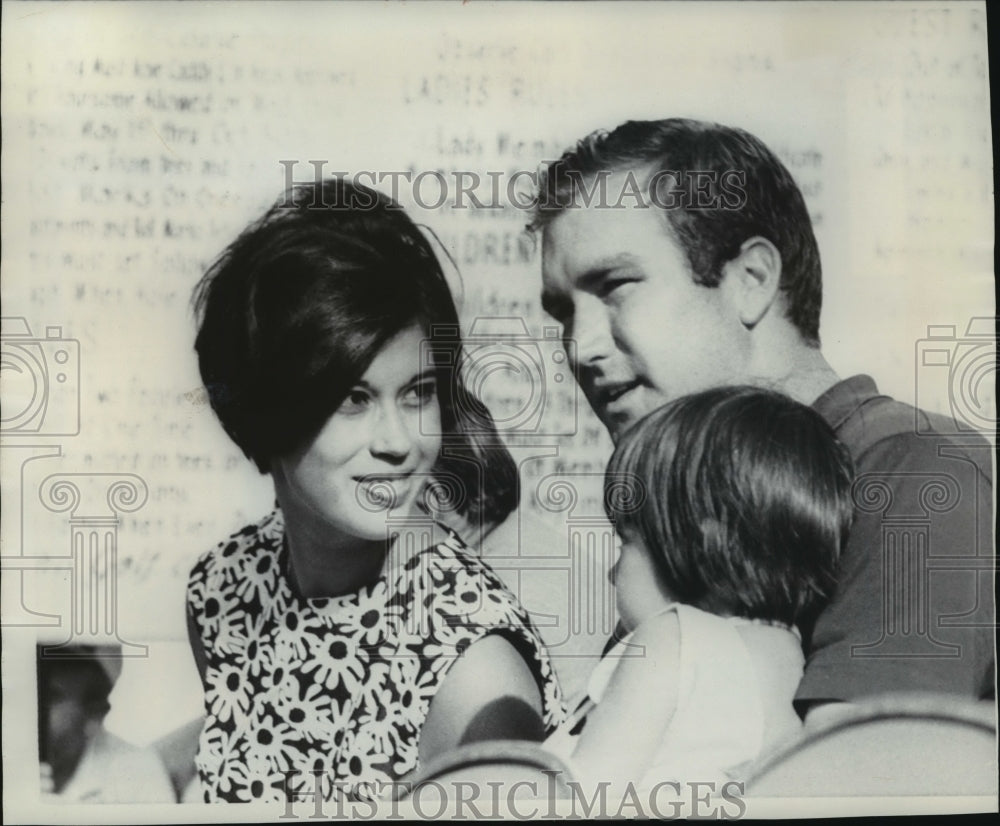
[{"xmin": 532, "ymin": 118, "xmax": 823, "ymax": 345}]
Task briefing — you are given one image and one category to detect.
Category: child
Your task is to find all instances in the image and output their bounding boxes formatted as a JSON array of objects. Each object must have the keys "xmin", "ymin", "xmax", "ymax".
[{"xmin": 544, "ymin": 386, "xmax": 855, "ymax": 795}]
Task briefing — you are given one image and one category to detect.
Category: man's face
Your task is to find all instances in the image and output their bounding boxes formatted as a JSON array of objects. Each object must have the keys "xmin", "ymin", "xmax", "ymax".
[{"xmin": 541, "ymin": 172, "xmax": 752, "ymax": 440}]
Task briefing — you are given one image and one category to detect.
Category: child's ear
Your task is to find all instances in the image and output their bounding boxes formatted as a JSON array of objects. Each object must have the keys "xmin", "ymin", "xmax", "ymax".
[{"xmin": 720, "ymin": 237, "xmax": 782, "ymax": 330}]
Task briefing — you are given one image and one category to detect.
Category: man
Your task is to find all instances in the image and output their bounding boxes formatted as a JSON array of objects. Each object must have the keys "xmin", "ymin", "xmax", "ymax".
[{"xmin": 533, "ymin": 118, "xmax": 994, "ymax": 718}]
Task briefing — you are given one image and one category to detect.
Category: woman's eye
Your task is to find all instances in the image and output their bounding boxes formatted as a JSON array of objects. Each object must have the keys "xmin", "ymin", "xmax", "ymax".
[
  {"xmin": 402, "ymin": 381, "xmax": 436, "ymax": 408},
  {"xmin": 339, "ymin": 390, "xmax": 370, "ymax": 414}
]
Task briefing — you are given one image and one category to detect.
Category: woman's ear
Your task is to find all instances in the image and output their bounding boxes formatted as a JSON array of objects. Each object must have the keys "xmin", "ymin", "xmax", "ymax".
[{"xmin": 720, "ymin": 237, "xmax": 782, "ymax": 329}]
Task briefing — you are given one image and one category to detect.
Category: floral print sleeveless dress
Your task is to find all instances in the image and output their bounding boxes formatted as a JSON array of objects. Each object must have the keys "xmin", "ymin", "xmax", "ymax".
[{"xmin": 187, "ymin": 509, "xmax": 563, "ymax": 802}]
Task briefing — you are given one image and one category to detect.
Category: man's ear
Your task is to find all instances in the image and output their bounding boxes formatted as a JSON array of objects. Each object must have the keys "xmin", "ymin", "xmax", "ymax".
[{"xmin": 720, "ymin": 236, "xmax": 782, "ymax": 329}]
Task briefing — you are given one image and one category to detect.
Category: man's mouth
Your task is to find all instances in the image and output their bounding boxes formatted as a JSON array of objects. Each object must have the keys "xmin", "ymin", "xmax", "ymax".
[{"xmin": 595, "ymin": 380, "xmax": 642, "ymax": 411}]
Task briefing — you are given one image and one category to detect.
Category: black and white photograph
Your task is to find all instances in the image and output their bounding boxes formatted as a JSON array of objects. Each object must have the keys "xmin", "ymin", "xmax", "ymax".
[{"xmin": 2, "ymin": 1, "xmax": 996, "ymax": 821}]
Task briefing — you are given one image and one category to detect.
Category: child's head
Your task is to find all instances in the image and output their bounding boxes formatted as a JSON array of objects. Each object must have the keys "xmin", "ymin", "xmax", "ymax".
[{"xmin": 604, "ymin": 386, "xmax": 854, "ymax": 630}]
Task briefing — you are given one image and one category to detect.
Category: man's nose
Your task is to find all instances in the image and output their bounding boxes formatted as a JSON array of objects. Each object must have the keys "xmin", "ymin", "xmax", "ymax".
[
  {"xmin": 571, "ymin": 295, "xmax": 615, "ymax": 366},
  {"xmin": 369, "ymin": 404, "xmax": 411, "ymax": 462}
]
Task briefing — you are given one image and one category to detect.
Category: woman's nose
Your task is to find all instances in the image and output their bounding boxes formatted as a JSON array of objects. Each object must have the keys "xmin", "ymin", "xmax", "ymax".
[{"xmin": 369, "ymin": 404, "xmax": 412, "ymax": 462}]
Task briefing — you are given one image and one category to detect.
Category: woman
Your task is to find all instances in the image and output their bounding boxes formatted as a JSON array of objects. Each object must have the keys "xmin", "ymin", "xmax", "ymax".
[{"xmin": 187, "ymin": 179, "xmax": 563, "ymax": 803}]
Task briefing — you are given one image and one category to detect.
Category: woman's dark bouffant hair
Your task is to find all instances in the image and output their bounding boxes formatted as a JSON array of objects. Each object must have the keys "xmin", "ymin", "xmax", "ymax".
[
  {"xmin": 604, "ymin": 386, "xmax": 855, "ymax": 627},
  {"xmin": 192, "ymin": 178, "xmax": 518, "ymax": 530}
]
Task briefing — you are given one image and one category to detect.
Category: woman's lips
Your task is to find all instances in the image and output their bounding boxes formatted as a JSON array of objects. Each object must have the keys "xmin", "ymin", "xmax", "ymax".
[{"xmin": 354, "ymin": 474, "xmax": 414, "ymax": 508}]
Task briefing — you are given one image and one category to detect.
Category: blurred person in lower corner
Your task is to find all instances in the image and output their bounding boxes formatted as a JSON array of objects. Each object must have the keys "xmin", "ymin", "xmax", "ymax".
[{"xmin": 38, "ymin": 647, "xmax": 175, "ymax": 803}]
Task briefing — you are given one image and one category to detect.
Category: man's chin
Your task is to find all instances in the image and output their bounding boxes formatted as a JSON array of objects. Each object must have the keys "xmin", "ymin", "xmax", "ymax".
[
  {"xmin": 599, "ymin": 407, "xmax": 642, "ymax": 443},
  {"xmin": 598, "ymin": 396, "xmax": 663, "ymax": 442}
]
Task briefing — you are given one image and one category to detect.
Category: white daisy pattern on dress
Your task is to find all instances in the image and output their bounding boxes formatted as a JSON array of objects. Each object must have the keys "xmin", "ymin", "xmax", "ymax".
[{"xmin": 188, "ymin": 508, "xmax": 564, "ymax": 803}]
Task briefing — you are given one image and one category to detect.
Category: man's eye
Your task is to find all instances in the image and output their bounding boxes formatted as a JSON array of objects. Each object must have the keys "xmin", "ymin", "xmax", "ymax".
[
  {"xmin": 543, "ymin": 296, "xmax": 573, "ymax": 325},
  {"xmin": 599, "ymin": 278, "xmax": 637, "ymax": 299}
]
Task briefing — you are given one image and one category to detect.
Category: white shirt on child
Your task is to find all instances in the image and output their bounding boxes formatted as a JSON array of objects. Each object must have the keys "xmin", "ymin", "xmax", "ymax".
[{"xmin": 544, "ymin": 602, "xmax": 805, "ymax": 791}]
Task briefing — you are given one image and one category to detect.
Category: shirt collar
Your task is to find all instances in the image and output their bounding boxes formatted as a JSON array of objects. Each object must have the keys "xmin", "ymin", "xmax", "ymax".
[{"xmin": 810, "ymin": 374, "xmax": 881, "ymax": 433}]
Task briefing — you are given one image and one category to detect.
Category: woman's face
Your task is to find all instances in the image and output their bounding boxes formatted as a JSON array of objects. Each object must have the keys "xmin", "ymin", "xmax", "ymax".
[{"xmin": 272, "ymin": 325, "xmax": 443, "ymax": 542}]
